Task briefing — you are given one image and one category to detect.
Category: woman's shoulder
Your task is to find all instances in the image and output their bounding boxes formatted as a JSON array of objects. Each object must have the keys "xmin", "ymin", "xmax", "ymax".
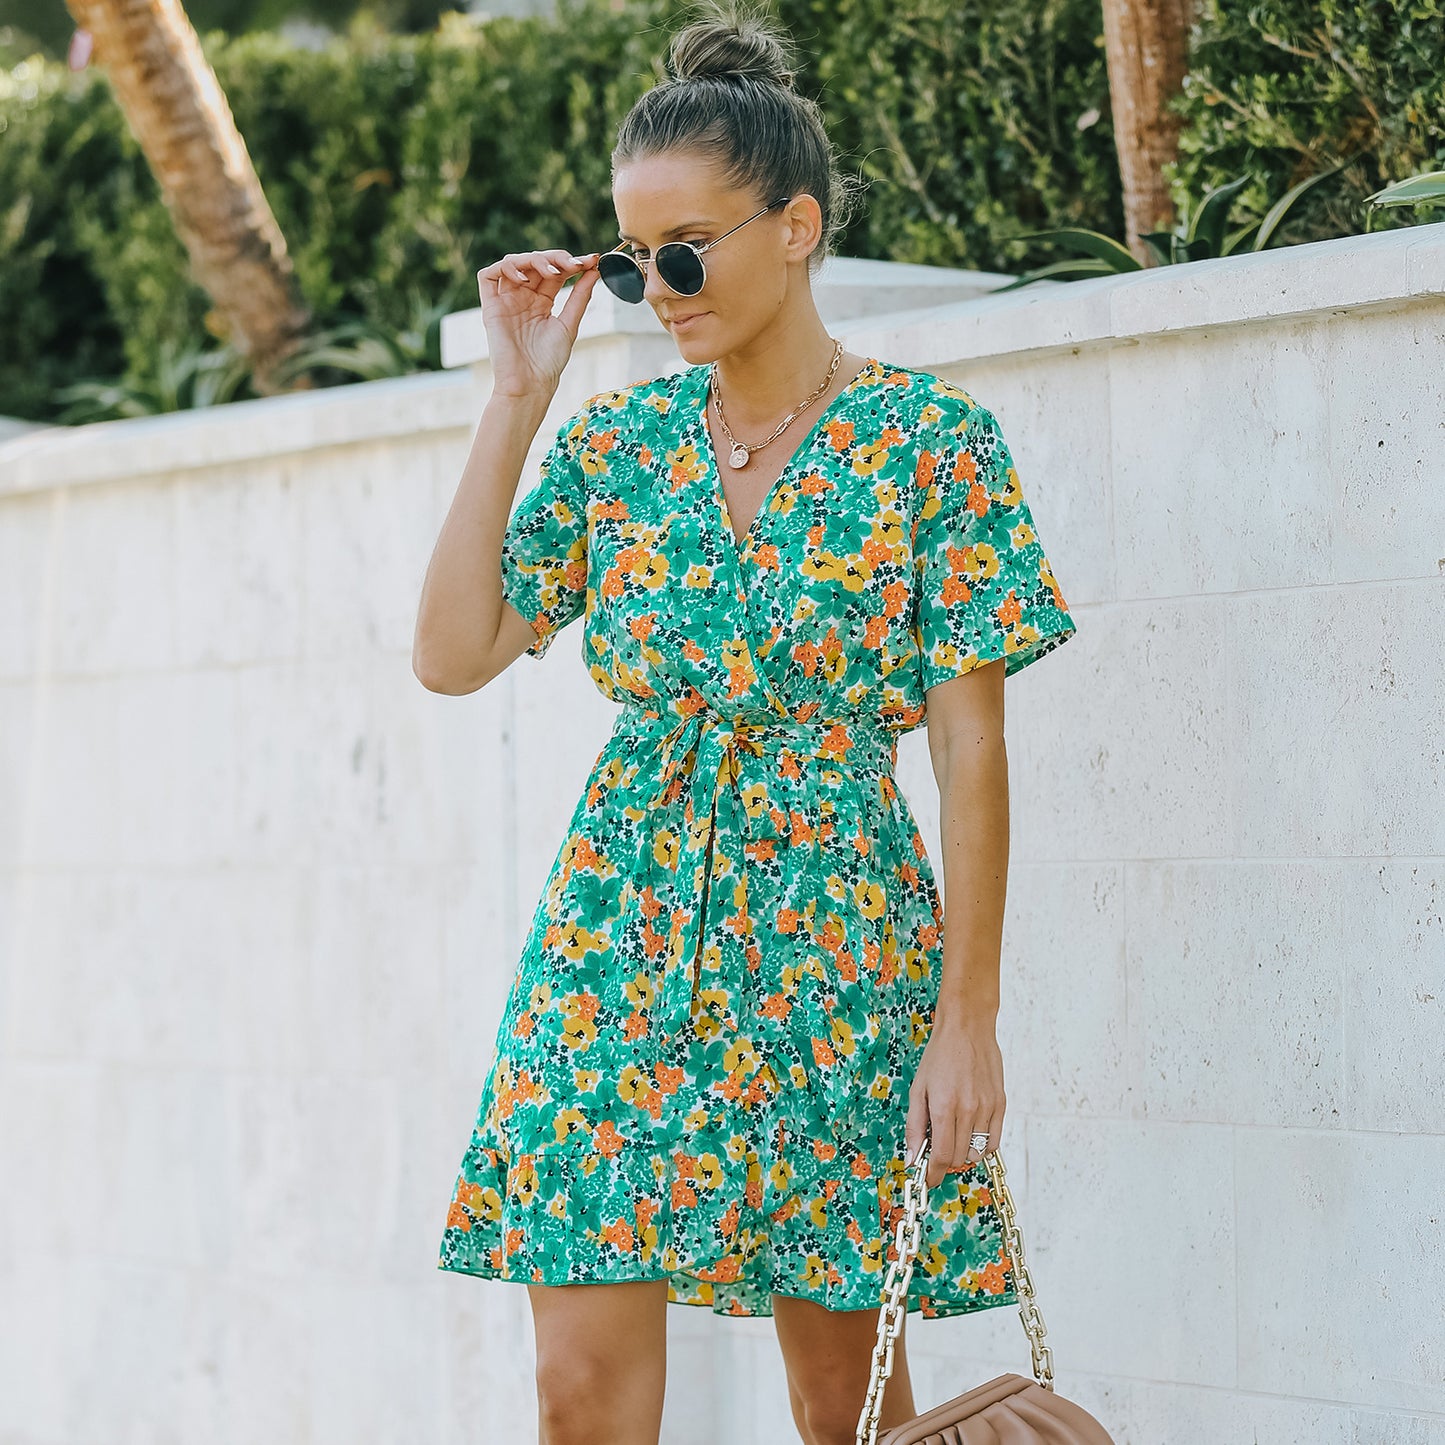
[{"xmin": 866, "ymin": 359, "xmax": 1000, "ymax": 438}]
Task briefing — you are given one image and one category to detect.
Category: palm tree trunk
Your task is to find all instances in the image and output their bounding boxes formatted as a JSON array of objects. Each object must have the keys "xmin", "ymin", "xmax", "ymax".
[
  {"xmin": 63, "ymin": 0, "xmax": 310, "ymax": 392},
  {"xmin": 1101, "ymin": 0, "xmax": 1201, "ymax": 263}
]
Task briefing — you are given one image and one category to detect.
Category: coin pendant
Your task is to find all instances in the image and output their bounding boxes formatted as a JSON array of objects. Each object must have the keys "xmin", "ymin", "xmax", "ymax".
[{"xmin": 728, "ymin": 443, "xmax": 750, "ymax": 469}]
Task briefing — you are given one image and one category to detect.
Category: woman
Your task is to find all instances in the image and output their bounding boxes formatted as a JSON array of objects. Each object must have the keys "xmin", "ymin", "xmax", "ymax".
[{"xmin": 414, "ymin": 4, "xmax": 1078, "ymax": 1442}]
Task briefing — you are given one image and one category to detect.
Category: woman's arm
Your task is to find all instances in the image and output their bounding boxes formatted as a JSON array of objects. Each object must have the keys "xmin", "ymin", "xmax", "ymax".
[
  {"xmin": 412, "ymin": 245, "xmax": 602, "ymax": 694},
  {"xmin": 412, "ymin": 389, "xmax": 555, "ymax": 694},
  {"xmin": 926, "ymin": 658, "xmax": 1009, "ymax": 1023},
  {"xmin": 905, "ymin": 658, "xmax": 1010, "ymax": 1188}
]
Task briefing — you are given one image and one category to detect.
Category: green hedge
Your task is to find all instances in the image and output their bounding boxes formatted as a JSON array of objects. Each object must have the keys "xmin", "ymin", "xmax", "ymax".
[
  {"xmin": 1171, "ymin": 0, "xmax": 1445, "ymax": 240},
  {"xmin": 0, "ymin": 0, "xmax": 1122, "ymax": 421},
  {"xmin": 5, "ymin": 0, "xmax": 1443, "ymax": 421}
]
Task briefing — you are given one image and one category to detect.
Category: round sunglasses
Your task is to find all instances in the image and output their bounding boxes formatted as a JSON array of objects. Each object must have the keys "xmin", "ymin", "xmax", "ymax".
[{"xmin": 597, "ymin": 195, "xmax": 792, "ymax": 303}]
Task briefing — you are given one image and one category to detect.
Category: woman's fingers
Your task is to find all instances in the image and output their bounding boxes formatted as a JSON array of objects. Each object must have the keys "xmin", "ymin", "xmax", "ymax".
[
  {"xmin": 478, "ymin": 249, "xmax": 600, "ymax": 291},
  {"xmin": 929, "ymin": 1106, "xmax": 959, "ymax": 1189},
  {"xmin": 555, "ymin": 262, "xmax": 601, "ymax": 343}
]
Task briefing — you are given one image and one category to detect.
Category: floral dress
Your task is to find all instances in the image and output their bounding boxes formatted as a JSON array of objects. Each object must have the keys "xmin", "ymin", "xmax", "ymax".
[{"xmin": 437, "ymin": 355, "xmax": 1078, "ymax": 1317}]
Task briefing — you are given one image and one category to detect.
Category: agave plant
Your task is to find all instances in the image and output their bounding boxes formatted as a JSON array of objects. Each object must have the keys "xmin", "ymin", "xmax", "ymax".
[
  {"xmin": 994, "ymin": 157, "xmax": 1357, "ymax": 291},
  {"xmin": 268, "ymin": 286, "xmax": 468, "ymax": 387},
  {"xmin": 53, "ymin": 336, "xmax": 256, "ymax": 422},
  {"xmin": 1364, "ymin": 171, "xmax": 1445, "ymax": 212},
  {"xmin": 48, "ymin": 284, "xmax": 471, "ymax": 421}
]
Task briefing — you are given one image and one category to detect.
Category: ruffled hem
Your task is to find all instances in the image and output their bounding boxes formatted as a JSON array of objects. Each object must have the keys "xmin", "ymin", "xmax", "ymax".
[
  {"xmin": 436, "ymin": 1253, "xmax": 1019, "ymax": 1320},
  {"xmin": 437, "ymin": 1120, "xmax": 1020, "ymax": 1320}
]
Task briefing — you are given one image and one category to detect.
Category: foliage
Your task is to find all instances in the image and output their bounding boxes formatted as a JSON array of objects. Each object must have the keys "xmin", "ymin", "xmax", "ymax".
[
  {"xmin": 994, "ymin": 156, "xmax": 1360, "ymax": 288},
  {"xmin": 767, "ymin": 0, "xmax": 1122, "ymax": 273},
  {"xmin": 5, "ymin": 0, "xmax": 1445, "ymax": 421},
  {"xmin": 1171, "ymin": 0, "xmax": 1445, "ymax": 243},
  {"xmin": 0, "ymin": 0, "xmax": 1120, "ymax": 421}
]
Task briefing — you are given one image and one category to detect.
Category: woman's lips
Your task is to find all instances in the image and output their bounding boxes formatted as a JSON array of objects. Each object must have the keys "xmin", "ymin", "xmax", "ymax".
[{"xmin": 669, "ymin": 313, "xmax": 707, "ymax": 331}]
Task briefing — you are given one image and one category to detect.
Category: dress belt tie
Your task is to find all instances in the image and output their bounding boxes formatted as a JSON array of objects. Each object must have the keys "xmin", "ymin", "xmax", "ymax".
[{"xmin": 612, "ymin": 702, "xmax": 898, "ymax": 1046}]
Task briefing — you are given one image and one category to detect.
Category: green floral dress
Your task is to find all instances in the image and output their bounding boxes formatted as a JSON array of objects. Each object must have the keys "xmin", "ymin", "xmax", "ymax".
[{"xmin": 437, "ymin": 356, "xmax": 1078, "ymax": 1317}]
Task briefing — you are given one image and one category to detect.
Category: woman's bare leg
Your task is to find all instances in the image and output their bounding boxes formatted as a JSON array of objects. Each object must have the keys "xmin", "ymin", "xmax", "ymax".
[
  {"xmin": 525, "ymin": 1278, "xmax": 670, "ymax": 1445},
  {"xmin": 772, "ymin": 1293, "xmax": 917, "ymax": 1445}
]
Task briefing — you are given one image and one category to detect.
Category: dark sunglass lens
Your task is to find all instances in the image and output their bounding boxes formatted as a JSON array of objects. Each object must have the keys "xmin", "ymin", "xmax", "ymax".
[
  {"xmin": 597, "ymin": 253, "xmax": 645, "ymax": 303},
  {"xmin": 656, "ymin": 243, "xmax": 705, "ymax": 296}
]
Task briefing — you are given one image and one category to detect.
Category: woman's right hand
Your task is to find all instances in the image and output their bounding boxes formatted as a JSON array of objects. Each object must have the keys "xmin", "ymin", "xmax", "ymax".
[{"xmin": 476, "ymin": 248, "xmax": 604, "ymax": 400}]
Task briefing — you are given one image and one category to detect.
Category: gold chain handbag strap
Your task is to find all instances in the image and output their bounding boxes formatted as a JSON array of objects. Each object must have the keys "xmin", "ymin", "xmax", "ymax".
[{"xmin": 853, "ymin": 1134, "xmax": 1056, "ymax": 1445}]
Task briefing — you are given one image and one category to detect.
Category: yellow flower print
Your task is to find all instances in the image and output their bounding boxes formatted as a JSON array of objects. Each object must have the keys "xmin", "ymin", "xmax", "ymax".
[
  {"xmin": 799, "ymin": 1254, "xmax": 828, "ymax": 1288},
  {"xmin": 934, "ymin": 1193, "xmax": 965, "ymax": 1223},
  {"xmin": 559, "ymin": 925, "xmax": 609, "ymax": 962},
  {"xmin": 801, "ymin": 549, "xmax": 875, "ymax": 593},
  {"xmin": 665, "ymin": 439, "xmax": 708, "ymax": 487},
  {"xmin": 1010, "ymin": 519, "xmax": 1035, "ymax": 547},
  {"xmin": 928, "ymin": 377, "xmax": 978, "ymax": 406},
  {"xmin": 719, "ymin": 638, "xmax": 751, "ymax": 671},
  {"xmin": 512, "ymin": 1157, "xmax": 539, "ymax": 1205},
  {"xmin": 967, "ymin": 541, "xmax": 1001, "ymax": 583},
  {"xmin": 852, "ymin": 878, "xmax": 888, "ymax": 920},
  {"xmin": 723, "ymin": 1037, "xmax": 759, "ymax": 1074},
  {"xmin": 850, "ymin": 438, "xmax": 892, "ymax": 476},
  {"xmin": 618, "ymin": 1065, "xmax": 651, "ymax": 1103},
  {"xmin": 809, "ymin": 1197, "xmax": 829, "ymax": 1229},
  {"xmin": 683, "ymin": 563, "xmax": 715, "ymax": 589},
  {"xmin": 696, "ymin": 985, "xmax": 730, "ymax": 1014},
  {"xmin": 1004, "ymin": 625, "xmax": 1042, "ymax": 656},
  {"xmin": 552, "ymin": 1107, "xmax": 588, "ymax": 1144},
  {"xmin": 623, "ymin": 971, "xmax": 657, "ymax": 1008},
  {"xmin": 651, "ymin": 828, "xmax": 681, "ymax": 870},
  {"xmin": 916, "ymin": 1242, "xmax": 948, "ymax": 1277},
  {"xmin": 561, "ymin": 1014, "xmax": 598, "ymax": 1049}
]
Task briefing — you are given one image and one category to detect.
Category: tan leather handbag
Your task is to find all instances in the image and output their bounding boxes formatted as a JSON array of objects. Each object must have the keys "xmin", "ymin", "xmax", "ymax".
[{"xmin": 854, "ymin": 1135, "xmax": 1117, "ymax": 1445}]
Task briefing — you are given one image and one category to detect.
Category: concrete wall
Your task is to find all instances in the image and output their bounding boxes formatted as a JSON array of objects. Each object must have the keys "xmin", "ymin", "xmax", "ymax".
[{"xmin": 1, "ymin": 225, "xmax": 1442, "ymax": 1444}]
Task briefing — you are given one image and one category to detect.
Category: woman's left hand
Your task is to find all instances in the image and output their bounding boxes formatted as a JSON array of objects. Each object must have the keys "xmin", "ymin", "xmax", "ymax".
[{"xmin": 905, "ymin": 1010, "xmax": 1005, "ymax": 1190}]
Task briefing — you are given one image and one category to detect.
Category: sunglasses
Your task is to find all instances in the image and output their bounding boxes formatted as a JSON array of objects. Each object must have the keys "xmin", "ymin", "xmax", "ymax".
[{"xmin": 597, "ymin": 195, "xmax": 793, "ymax": 303}]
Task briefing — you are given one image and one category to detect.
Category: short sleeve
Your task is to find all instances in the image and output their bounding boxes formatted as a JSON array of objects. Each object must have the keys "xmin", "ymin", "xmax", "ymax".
[
  {"xmin": 912, "ymin": 401, "xmax": 1078, "ymax": 688},
  {"xmin": 500, "ymin": 409, "xmax": 590, "ymax": 660}
]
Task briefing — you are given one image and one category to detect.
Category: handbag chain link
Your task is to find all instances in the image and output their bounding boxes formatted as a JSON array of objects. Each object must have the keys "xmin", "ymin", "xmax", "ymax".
[{"xmin": 853, "ymin": 1138, "xmax": 1057, "ymax": 1445}]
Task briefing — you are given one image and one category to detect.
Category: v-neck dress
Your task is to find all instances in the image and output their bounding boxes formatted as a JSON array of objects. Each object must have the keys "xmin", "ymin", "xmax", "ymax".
[{"xmin": 437, "ymin": 356, "xmax": 1079, "ymax": 1317}]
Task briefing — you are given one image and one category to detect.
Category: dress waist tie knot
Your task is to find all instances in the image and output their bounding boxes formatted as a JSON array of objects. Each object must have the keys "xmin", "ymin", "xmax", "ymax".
[{"xmin": 609, "ymin": 701, "xmax": 899, "ymax": 1046}]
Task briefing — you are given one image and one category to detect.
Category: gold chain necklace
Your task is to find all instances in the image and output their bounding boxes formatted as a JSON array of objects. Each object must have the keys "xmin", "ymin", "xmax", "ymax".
[{"xmin": 708, "ymin": 338, "xmax": 845, "ymax": 470}]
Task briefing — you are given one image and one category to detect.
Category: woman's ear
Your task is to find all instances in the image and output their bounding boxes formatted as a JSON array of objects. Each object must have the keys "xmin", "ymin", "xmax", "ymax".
[{"xmin": 782, "ymin": 193, "xmax": 824, "ymax": 263}]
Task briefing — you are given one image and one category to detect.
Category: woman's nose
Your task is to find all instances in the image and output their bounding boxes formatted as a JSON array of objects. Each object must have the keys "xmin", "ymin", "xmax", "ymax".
[{"xmin": 644, "ymin": 257, "xmax": 680, "ymax": 305}]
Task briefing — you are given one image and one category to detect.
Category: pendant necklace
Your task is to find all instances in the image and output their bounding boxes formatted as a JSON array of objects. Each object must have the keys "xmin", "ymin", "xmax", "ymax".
[{"xmin": 709, "ymin": 338, "xmax": 845, "ymax": 470}]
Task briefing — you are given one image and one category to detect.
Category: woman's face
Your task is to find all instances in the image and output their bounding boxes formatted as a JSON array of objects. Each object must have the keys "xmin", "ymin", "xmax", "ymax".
[{"xmin": 611, "ymin": 150, "xmax": 815, "ymax": 359}]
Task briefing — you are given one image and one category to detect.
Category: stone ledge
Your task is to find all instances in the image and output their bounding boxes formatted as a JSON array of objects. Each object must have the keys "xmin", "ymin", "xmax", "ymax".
[
  {"xmin": 848, "ymin": 220, "xmax": 1445, "ymax": 366},
  {"xmin": 0, "ymin": 367, "xmax": 485, "ymax": 497},
  {"xmin": 4, "ymin": 223, "xmax": 1439, "ymax": 497}
]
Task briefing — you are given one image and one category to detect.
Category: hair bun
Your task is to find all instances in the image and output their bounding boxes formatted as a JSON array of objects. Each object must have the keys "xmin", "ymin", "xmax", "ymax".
[{"xmin": 667, "ymin": 4, "xmax": 797, "ymax": 89}]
